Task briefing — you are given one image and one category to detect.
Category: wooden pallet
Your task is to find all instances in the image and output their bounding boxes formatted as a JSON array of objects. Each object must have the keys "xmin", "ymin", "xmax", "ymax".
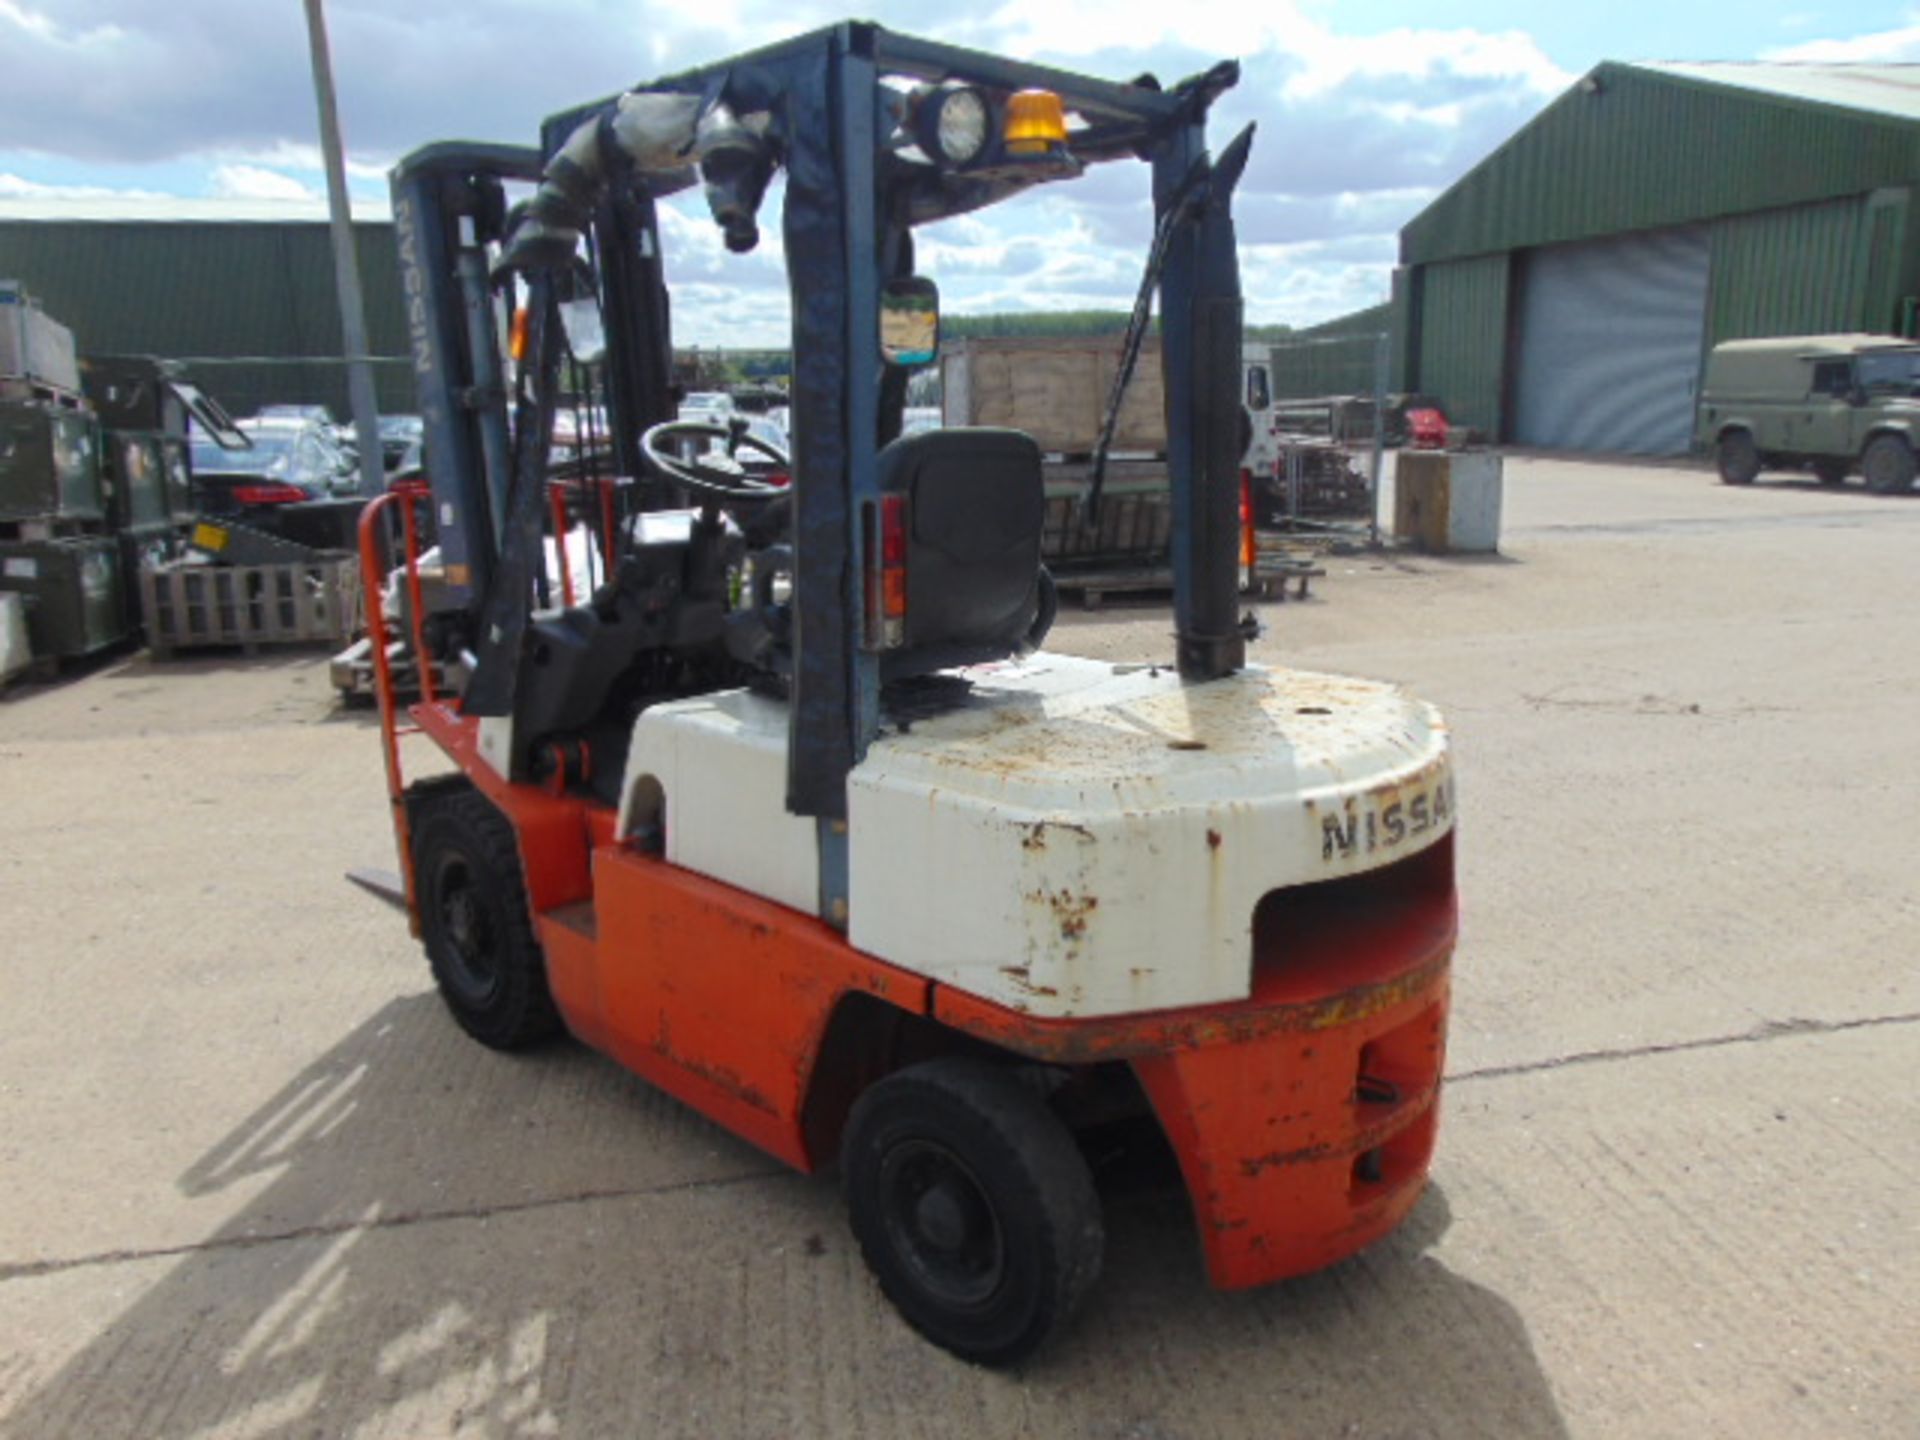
[
  {"xmin": 1251, "ymin": 559, "xmax": 1326, "ymax": 602},
  {"xmin": 141, "ymin": 555, "xmax": 364, "ymax": 658}
]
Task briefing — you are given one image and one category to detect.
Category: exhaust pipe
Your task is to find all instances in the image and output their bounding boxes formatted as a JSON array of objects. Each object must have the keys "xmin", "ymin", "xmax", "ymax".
[{"xmin": 500, "ymin": 91, "xmax": 773, "ymax": 272}]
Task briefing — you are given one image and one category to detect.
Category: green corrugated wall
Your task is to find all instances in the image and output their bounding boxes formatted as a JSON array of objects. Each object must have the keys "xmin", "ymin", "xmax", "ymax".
[
  {"xmin": 1388, "ymin": 268, "xmax": 1412, "ymax": 392},
  {"xmin": 1412, "ymin": 253, "xmax": 1509, "ymax": 435},
  {"xmin": 1701, "ymin": 195, "xmax": 1870, "ymax": 345},
  {"xmin": 1404, "ymin": 64, "xmax": 1920, "ymax": 267},
  {"xmin": 1269, "ymin": 303, "xmax": 1391, "ymax": 399},
  {"xmin": 0, "ymin": 220, "xmax": 411, "ymax": 419}
]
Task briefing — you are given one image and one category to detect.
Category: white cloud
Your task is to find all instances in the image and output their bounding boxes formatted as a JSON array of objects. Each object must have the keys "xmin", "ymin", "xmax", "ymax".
[
  {"xmin": 977, "ymin": 0, "xmax": 1569, "ymax": 99},
  {"xmin": 0, "ymin": 171, "xmax": 167, "ymax": 199},
  {"xmin": 1764, "ymin": 24, "xmax": 1920, "ymax": 61},
  {"xmin": 1280, "ymin": 23, "xmax": 1570, "ymax": 101},
  {"xmin": 0, "ymin": 0, "xmax": 1580, "ymax": 332},
  {"xmin": 0, "ymin": 0, "xmax": 120, "ymax": 46},
  {"xmin": 208, "ymin": 164, "xmax": 317, "ymax": 202},
  {"xmin": 0, "ymin": 0, "xmax": 53, "ymax": 39},
  {"xmin": 213, "ymin": 140, "xmax": 391, "ymax": 183}
]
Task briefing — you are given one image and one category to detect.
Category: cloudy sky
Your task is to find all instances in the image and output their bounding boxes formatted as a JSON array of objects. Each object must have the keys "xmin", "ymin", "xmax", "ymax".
[{"xmin": 5, "ymin": 0, "xmax": 1920, "ymax": 344}]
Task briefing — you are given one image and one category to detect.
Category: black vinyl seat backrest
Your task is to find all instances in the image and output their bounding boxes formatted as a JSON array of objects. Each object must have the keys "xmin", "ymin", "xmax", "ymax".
[{"xmin": 875, "ymin": 426, "xmax": 1045, "ymax": 678}]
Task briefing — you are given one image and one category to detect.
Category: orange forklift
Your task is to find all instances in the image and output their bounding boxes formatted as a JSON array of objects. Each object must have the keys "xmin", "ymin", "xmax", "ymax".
[{"xmin": 361, "ymin": 23, "xmax": 1457, "ymax": 1364}]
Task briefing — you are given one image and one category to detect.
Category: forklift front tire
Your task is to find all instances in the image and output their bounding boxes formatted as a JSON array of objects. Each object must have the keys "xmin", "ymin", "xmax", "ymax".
[
  {"xmin": 411, "ymin": 788, "xmax": 563, "ymax": 1051},
  {"xmin": 842, "ymin": 1058, "xmax": 1104, "ymax": 1366}
]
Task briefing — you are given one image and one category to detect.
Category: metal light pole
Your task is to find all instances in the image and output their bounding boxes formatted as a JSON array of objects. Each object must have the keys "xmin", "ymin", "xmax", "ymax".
[{"xmin": 301, "ymin": 0, "xmax": 383, "ymax": 496}]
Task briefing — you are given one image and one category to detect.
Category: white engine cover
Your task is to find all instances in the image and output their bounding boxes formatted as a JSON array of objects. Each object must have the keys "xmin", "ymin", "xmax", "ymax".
[
  {"xmin": 846, "ymin": 655, "xmax": 1453, "ymax": 1017},
  {"xmin": 619, "ymin": 653, "xmax": 1452, "ymax": 1020}
]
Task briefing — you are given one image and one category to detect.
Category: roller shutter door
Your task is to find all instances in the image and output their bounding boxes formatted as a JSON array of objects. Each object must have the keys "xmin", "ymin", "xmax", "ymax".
[{"xmin": 1512, "ymin": 226, "xmax": 1709, "ymax": 454}]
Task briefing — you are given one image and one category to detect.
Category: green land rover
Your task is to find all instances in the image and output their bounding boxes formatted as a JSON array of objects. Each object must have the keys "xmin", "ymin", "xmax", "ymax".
[{"xmin": 1696, "ymin": 334, "xmax": 1920, "ymax": 493}]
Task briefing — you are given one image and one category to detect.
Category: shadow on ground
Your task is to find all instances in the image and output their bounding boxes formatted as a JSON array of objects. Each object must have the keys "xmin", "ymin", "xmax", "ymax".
[{"xmin": 9, "ymin": 996, "xmax": 1566, "ymax": 1439}]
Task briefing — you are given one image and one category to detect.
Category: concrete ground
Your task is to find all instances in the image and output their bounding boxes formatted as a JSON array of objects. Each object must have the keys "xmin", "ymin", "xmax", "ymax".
[{"xmin": 0, "ymin": 455, "xmax": 1915, "ymax": 1438}]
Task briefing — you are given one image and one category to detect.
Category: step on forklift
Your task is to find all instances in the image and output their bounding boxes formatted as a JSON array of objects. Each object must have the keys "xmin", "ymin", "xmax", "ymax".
[{"xmin": 361, "ymin": 23, "xmax": 1457, "ymax": 1365}]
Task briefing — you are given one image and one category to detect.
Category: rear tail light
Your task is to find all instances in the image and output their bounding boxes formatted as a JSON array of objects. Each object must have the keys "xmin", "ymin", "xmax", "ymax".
[
  {"xmin": 861, "ymin": 493, "xmax": 908, "ymax": 650},
  {"xmin": 232, "ymin": 483, "xmax": 308, "ymax": 505},
  {"xmin": 766, "ymin": 470, "xmax": 791, "ymax": 488}
]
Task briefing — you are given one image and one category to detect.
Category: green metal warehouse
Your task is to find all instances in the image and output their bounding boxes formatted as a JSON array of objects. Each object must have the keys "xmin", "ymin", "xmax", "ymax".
[
  {"xmin": 0, "ymin": 197, "xmax": 408, "ymax": 419},
  {"xmin": 1394, "ymin": 62, "xmax": 1920, "ymax": 455}
]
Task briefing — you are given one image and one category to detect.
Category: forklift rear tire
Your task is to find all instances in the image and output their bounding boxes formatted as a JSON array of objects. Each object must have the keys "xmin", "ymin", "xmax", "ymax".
[
  {"xmin": 842, "ymin": 1058, "xmax": 1103, "ymax": 1366},
  {"xmin": 412, "ymin": 787, "xmax": 563, "ymax": 1050}
]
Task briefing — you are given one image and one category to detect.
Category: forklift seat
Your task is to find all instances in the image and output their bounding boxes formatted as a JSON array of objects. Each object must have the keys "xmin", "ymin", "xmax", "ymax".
[{"xmin": 876, "ymin": 426, "xmax": 1047, "ymax": 679}]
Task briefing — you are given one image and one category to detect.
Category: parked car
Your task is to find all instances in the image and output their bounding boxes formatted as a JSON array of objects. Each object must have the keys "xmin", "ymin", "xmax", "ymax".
[
  {"xmin": 340, "ymin": 415, "xmax": 426, "ymax": 474},
  {"xmin": 255, "ymin": 403, "xmax": 339, "ymax": 437},
  {"xmin": 681, "ymin": 390, "xmax": 735, "ymax": 417},
  {"xmin": 1697, "ymin": 334, "xmax": 1920, "ymax": 492},
  {"xmin": 189, "ymin": 416, "xmax": 356, "ymax": 514}
]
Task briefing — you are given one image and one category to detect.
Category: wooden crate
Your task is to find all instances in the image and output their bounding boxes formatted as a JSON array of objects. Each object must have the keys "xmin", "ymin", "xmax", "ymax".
[
  {"xmin": 942, "ymin": 338, "xmax": 1165, "ymax": 455},
  {"xmin": 141, "ymin": 555, "xmax": 364, "ymax": 657}
]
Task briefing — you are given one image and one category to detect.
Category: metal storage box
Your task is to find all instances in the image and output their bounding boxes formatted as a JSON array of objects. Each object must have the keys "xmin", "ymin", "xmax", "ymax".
[
  {"xmin": 0, "ymin": 535, "xmax": 130, "ymax": 658},
  {"xmin": 1392, "ymin": 451, "xmax": 1504, "ymax": 554},
  {"xmin": 82, "ymin": 355, "xmax": 247, "ymax": 446},
  {"xmin": 82, "ymin": 355, "xmax": 186, "ymax": 435},
  {"xmin": 103, "ymin": 431, "xmax": 170, "ymax": 528},
  {"xmin": 0, "ymin": 281, "xmax": 80, "ymax": 394},
  {"xmin": 0, "ymin": 401, "xmax": 104, "ymax": 522},
  {"xmin": 0, "ymin": 591, "xmax": 27, "ymax": 682},
  {"xmin": 160, "ymin": 436, "xmax": 193, "ymax": 520}
]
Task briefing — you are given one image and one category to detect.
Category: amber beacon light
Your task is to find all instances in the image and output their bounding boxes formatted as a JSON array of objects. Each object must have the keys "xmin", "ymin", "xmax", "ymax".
[{"xmin": 1003, "ymin": 89, "xmax": 1068, "ymax": 155}]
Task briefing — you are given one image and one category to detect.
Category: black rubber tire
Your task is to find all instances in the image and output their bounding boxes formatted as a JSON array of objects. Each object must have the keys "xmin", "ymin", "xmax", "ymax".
[
  {"xmin": 411, "ymin": 786, "xmax": 563, "ymax": 1050},
  {"xmin": 1811, "ymin": 458, "xmax": 1848, "ymax": 487},
  {"xmin": 842, "ymin": 1058, "xmax": 1104, "ymax": 1366},
  {"xmin": 1716, "ymin": 430, "xmax": 1760, "ymax": 485},
  {"xmin": 1861, "ymin": 434, "xmax": 1917, "ymax": 494}
]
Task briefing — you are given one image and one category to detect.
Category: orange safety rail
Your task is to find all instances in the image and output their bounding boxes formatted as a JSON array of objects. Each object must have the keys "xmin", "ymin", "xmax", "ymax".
[
  {"xmin": 547, "ymin": 482, "xmax": 576, "ymax": 608},
  {"xmin": 546, "ymin": 475, "xmax": 621, "ymax": 605},
  {"xmin": 357, "ymin": 479, "xmax": 436, "ymax": 925},
  {"xmin": 598, "ymin": 475, "xmax": 618, "ymax": 576}
]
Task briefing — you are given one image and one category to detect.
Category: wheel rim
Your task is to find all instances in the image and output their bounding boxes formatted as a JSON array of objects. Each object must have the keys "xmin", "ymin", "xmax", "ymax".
[
  {"xmin": 432, "ymin": 854, "xmax": 501, "ymax": 1003},
  {"xmin": 878, "ymin": 1138, "xmax": 1006, "ymax": 1310}
]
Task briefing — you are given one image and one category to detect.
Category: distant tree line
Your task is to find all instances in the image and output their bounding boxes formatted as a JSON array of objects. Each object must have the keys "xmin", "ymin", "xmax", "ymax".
[
  {"xmin": 944, "ymin": 311, "xmax": 1297, "ymax": 341},
  {"xmin": 670, "ymin": 312, "xmax": 1303, "ymax": 390}
]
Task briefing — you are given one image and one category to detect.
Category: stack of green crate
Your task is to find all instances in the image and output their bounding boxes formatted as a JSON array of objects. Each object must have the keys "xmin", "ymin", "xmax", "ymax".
[{"xmin": 0, "ymin": 397, "xmax": 133, "ymax": 662}]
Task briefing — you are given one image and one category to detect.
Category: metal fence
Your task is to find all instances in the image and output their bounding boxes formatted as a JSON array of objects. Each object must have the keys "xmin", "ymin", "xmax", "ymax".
[{"xmin": 1250, "ymin": 331, "xmax": 1391, "ymax": 546}]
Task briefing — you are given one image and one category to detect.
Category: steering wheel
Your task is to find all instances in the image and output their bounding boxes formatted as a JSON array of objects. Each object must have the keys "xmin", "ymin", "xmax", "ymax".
[{"xmin": 640, "ymin": 419, "xmax": 791, "ymax": 501}]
